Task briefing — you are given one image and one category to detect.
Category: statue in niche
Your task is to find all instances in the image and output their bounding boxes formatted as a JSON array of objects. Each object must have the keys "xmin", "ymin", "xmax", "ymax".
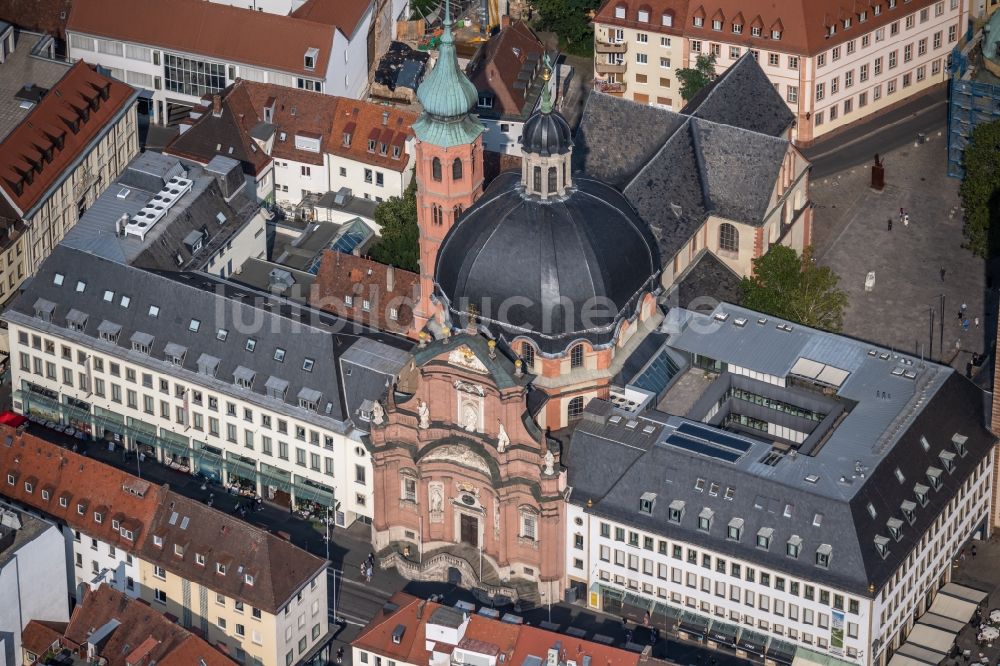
[
  {"xmin": 418, "ymin": 400, "xmax": 430, "ymax": 429},
  {"xmin": 543, "ymin": 449, "xmax": 555, "ymax": 475},
  {"xmin": 462, "ymin": 403, "xmax": 478, "ymax": 432},
  {"xmin": 430, "ymin": 484, "xmax": 443, "ymax": 513},
  {"xmin": 371, "ymin": 401, "xmax": 385, "ymax": 426},
  {"xmin": 496, "ymin": 419, "xmax": 510, "ymax": 452}
]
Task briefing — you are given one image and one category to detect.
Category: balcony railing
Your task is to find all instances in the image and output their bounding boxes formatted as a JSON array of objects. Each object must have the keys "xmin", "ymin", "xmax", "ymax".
[
  {"xmin": 595, "ymin": 60, "xmax": 627, "ymax": 74},
  {"xmin": 595, "ymin": 40, "xmax": 628, "ymax": 54},
  {"xmin": 594, "ymin": 80, "xmax": 627, "ymax": 94}
]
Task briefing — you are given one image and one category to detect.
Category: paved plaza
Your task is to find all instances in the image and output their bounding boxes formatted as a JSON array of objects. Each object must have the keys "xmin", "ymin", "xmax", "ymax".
[{"xmin": 810, "ymin": 130, "xmax": 990, "ymax": 371}]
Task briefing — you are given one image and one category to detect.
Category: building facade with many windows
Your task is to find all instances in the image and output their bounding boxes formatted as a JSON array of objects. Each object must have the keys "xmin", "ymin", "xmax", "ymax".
[
  {"xmin": 3, "ymin": 245, "xmax": 412, "ymax": 526},
  {"xmin": 594, "ymin": 0, "xmax": 966, "ymax": 142},
  {"xmin": 564, "ymin": 304, "xmax": 995, "ymax": 666}
]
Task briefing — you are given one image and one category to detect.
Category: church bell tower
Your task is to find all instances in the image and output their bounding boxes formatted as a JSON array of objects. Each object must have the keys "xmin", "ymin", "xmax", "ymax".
[{"xmin": 410, "ymin": 0, "xmax": 485, "ymax": 333}]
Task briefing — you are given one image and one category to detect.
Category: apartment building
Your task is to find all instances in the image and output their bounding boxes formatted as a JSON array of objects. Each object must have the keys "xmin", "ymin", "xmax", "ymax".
[
  {"xmin": 22, "ymin": 583, "xmax": 235, "ymax": 666},
  {"xmin": 564, "ymin": 304, "xmax": 995, "ymax": 666},
  {"xmin": 66, "ymin": 0, "xmax": 367, "ymax": 125},
  {"xmin": 0, "ymin": 61, "xmax": 138, "ymax": 304},
  {"xmin": 593, "ymin": 0, "xmax": 688, "ymax": 108},
  {"xmin": 594, "ymin": 0, "xmax": 966, "ymax": 142},
  {"xmin": 3, "ymin": 244, "xmax": 412, "ymax": 525},
  {"xmin": 0, "ymin": 506, "xmax": 69, "ymax": 666},
  {"xmin": 0, "ymin": 426, "xmax": 330, "ymax": 666},
  {"xmin": 166, "ymin": 80, "xmax": 417, "ymax": 212}
]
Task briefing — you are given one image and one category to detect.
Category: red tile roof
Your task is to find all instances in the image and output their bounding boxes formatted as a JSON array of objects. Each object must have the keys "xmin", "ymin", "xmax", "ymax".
[
  {"xmin": 0, "ymin": 424, "xmax": 164, "ymax": 549},
  {"xmin": 21, "ymin": 620, "xmax": 66, "ymax": 656},
  {"xmin": 0, "ymin": 0, "xmax": 72, "ymax": 38},
  {"xmin": 291, "ymin": 0, "xmax": 372, "ymax": 37},
  {"xmin": 67, "ymin": 0, "xmax": 335, "ymax": 77},
  {"xmin": 166, "ymin": 80, "xmax": 416, "ymax": 172},
  {"xmin": 0, "ymin": 61, "xmax": 135, "ymax": 216},
  {"xmin": 599, "ymin": 0, "xmax": 943, "ymax": 55},
  {"xmin": 311, "ymin": 250, "xmax": 419, "ymax": 334},
  {"xmin": 61, "ymin": 584, "xmax": 235, "ymax": 666},
  {"xmin": 354, "ymin": 593, "xmax": 641, "ymax": 666},
  {"xmin": 467, "ymin": 21, "xmax": 547, "ymax": 118}
]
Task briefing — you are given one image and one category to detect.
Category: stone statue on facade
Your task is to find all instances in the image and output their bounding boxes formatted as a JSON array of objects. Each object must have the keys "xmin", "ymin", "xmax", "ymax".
[
  {"xmin": 371, "ymin": 400, "xmax": 385, "ymax": 426},
  {"xmin": 418, "ymin": 400, "xmax": 430, "ymax": 429},
  {"xmin": 430, "ymin": 484, "xmax": 443, "ymax": 513},
  {"xmin": 496, "ymin": 419, "xmax": 510, "ymax": 453},
  {"xmin": 543, "ymin": 449, "xmax": 555, "ymax": 475}
]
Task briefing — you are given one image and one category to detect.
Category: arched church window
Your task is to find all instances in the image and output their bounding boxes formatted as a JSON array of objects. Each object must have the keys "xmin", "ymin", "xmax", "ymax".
[
  {"xmin": 521, "ymin": 341, "xmax": 535, "ymax": 369},
  {"xmin": 719, "ymin": 223, "xmax": 739, "ymax": 254},
  {"xmin": 432, "ymin": 157, "xmax": 442, "ymax": 182},
  {"xmin": 567, "ymin": 396, "xmax": 585, "ymax": 420},
  {"xmin": 570, "ymin": 343, "xmax": 584, "ymax": 369},
  {"xmin": 452, "ymin": 157, "xmax": 463, "ymax": 181},
  {"xmin": 548, "ymin": 166, "xmax": 557, "ymax": 193},
  {"xmin": 453, "ymin": 204, "xmax": 463, "ymax": 220},
  {"xmin": 432, "ymin": 204, "xmax": 442, "ymax": 226},
  {"xmin": 533, "ymin": 166, "xmax": 541, "ymax": 193}
]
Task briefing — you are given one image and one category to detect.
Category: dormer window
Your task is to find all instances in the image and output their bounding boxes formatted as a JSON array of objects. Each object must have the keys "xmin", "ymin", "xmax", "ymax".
[
  {"xmin": 732, "ymin": 22, "xmax": 742, "ymax": 33},
  {"xmin": 24, "ymin": 481, "xmax": 33, "ymax": 493},
  {"xmin": 887, "ymin": 518, "xmax": 903, "ymax": 541},
  {"xmin": 304, "ymin": 47, "xmax": 318, "ymax": 71},
  {"xmin": 953, "ymin": 434, "xmax": 968, "ymax": 457},
  {"xmin": 697, "ymin": 508, "xmax": 713, "ymax": 531},
  {"xmin": 196, "ymin": 553, "xmax": 205, "ymax": 566},
  {"xmin": 477, "ymin": 93, "xmax": 493, "ymax": 109},
  {"xmin": 235, "ymin": 366, "xmax": 256, "ymax": 389},
  {"xmin": 174, "ymin": 544, "xmax": 184, "ymax": 557},
  {"xmin": 667, "ymin": 499, "xmax": 684, "ymax": 523},
  {"xmin": 42, "ymin": 490, "xmax": 50, "ymax": 501},
  {"xmin": 661, "ymin": 11, "xmax": 673, "ymax": 26},
  {"xmin": 940, "ymin": 451, "xmax": 956, "ymax": 472},
  {"xmin": 756, "ymin": 527, "xmax": 772, "ymax": 549},
  {"xmin": 751, "ymin": 26, "xmax": 761, "ymax": 36},
  {"xmin": 901, "ymin": 500, "xmax": 917, "ymax": 524},
  {"xmin": 815, "ymin": 544, "xmax": 832, "ymax": 568},
  {"xmin": 154, "ymin": 535, "xmax": 163, "ymax": 547},
  {"xmin": 693, "ymin": 16, "xmax": 704, "ymax": 26},
  {"xmin": 614, "ymin": 3, "xmax": 626, "ymax": 18},
  {"xmin": 342, "ymin": 132, "xmax": 352, "ymax": 147},
  {"xmin": 5, "ymin": 473, "xmax": 13, "ymax": 485},
  {"xmin": 786, "ymin": 535, "xmax": 802, "ymax": 558},
  {"xmin": 245, "ymin": 574, "xmax": 254, "ymax": 585},
  {"xmin": 67, "ymin": 309, "xmax": 88, "ymax": 332},
  {"xmin": 914, "ymin": 483, "xmax": 930, "ymax": 506},
  {"xmin": 217, "ymin": 562, "xmax": 227, "ymax": 575},
  {"xmin": 379, "ymin": 142, "xmax": 387, "ymax": 156},
  {"xmin": 77, "ymin": 503, "xmax": 85, "ymax": 515},
  {"xmin": 112, "ymin": 519, "xmax": 120, "ymax": 530},
  {"xmin": 392, "ymin": 145, "xmax": 401, "ymax": 159},
  {"xmin": 367, "ymin": 139, "xmax": 376, "ymax": 152},
  {"xmin": 874, "ymin": 535, "xmax": 890, "ymax": 559},
  {"xmin": 34, "ymin": 298, "xmax": 55, "ymax": 322},
  {"xmin": 94, "ymin": 511, "xmax": 103, "ymax": 523},
  {"xmin": 712, "ymin": 19, "xmax": 722, "ymax": 30},
  {"xmin": 772, "ymin": 30, "xmax": 782, "ymax": 39},
  {"xmin": 639, "ymin": 492, "xmax": 656, "ymax": 514},
  {"xmin": 638, "ymin": 8, "xmax": 649, "ymax": 21}
]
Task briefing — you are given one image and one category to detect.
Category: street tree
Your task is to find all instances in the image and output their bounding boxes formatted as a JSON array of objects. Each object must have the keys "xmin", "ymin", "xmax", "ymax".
[
  {"xmin": 534, "ymin": 0, "xmax": 603, "ymax": 56},
  {"xmin": 676, "ymin": 54, "xmax": 717, "ymax": 101},
  {"xmin": 740, "ymin": 245, "xmax": 848, "ymax": 332},
  {"xmin": 959, "ymin": 119, "xmax": 1000, "ymax": 258},
  {"xmin": 369, "ymin": 179, "xmax": 419, "ymax": 273}
]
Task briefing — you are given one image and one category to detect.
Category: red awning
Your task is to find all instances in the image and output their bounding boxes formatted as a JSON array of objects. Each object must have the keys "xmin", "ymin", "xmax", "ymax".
[{"xmin": 0, "ymin": 411, "xmax": 27, "ymax": 427}]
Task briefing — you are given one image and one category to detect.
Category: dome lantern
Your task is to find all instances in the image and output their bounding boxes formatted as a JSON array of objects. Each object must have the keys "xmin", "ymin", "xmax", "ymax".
[{"xmin": 520, "ymin": 55, "xmax": 574, "ymax": 200}]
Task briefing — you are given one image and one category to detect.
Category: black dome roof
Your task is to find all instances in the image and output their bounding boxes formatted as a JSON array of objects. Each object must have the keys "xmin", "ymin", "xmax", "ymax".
[
  {"xmin": 520, "ymin": 109, "xmax": 573, "ymax": 156},
  {"xmin": 435, "ymin": 172, "xmax": 661, "ymax": 354}
]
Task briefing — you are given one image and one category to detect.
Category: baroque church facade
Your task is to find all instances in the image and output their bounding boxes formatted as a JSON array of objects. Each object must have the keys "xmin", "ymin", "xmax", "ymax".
[{"xmin": 369, "ymin": 4, "xmax": 810, "ymax": 605}]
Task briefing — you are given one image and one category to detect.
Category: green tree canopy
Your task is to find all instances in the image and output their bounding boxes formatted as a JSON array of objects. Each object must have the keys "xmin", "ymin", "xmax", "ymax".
[
  {"xmin": 368, "ymin": 178, "xmax": 419, "ymax": 273},
  {"xmin": 676, "ymin": 54, "xmax": 717, "ymax": 102},
  {"xmin": 535, "ymin": 0, "xmax": 602, "ymax": 56},
  {"xmin": 739, "ymin": 245, "xmax": 848, "ymax": 332},
  {"xmin": 959, "ymin": 119, "xmax": 1000, "ymax": 258}
]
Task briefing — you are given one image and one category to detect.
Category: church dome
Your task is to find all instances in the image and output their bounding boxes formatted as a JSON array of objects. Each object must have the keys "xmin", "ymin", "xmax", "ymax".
[
  {"xmin": 520, "ymin": 109, "xmax": 572, "ymax": 157},
  {"xmin": 435, "ymin": 172, "xmax": 661, "ymax": 354}
]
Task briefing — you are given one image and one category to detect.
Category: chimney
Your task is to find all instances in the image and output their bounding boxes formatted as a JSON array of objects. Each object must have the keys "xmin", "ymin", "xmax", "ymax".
[
  {"xmin": 386, "ymin": 265, "xmax": 395, "ymax": 292},
  {"xmin": 212, "ymin": 94, "xmax": 222, "ymax": 117},
  {"xmin": 382, "ymin": 111, "xmax": 389, "ymax": 126},
  {"xmin": 501, "ymin": 14, "xmax": 511, "ymax": 28}
]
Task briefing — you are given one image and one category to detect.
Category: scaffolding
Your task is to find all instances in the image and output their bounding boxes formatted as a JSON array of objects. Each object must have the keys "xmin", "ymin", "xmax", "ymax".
[{"xmin": 947, "ymin": 31, "xmax": 1000, "ymax": 177}]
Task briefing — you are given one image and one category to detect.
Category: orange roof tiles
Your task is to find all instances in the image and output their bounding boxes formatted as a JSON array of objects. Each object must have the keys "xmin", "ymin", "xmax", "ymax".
[
  {"xmin": 0, "ymin": 424, "xmax": 164, "ymax": 549},
  {"xmin": 291, "ymin": 0, "xmax": 373, "ymax": 37},
  {"xmin": 595, "ymin": 0, "xmax": 688, "ymax": 35},
  {"xmin": 311, "ymin": 250, "xmax": 419, "ymax": 334},
  {"xmin": 21, "ymin": 619, "xmax": 66, "ymax": 656},
  {"xmin": 326, "ymin": 94, "xmax": 417, "ymax": 172},
  {"xmin": 354, "ymin": 593, "xmax": 641, "ymax": 666},
  {"xmin": 67, "ymin": 0, "xmax": 335, "ymax": 77},
  {"xmin": 61, "ymin": 584, "xmax": 235, "ymax": 666},
  {"xmin": 0, "ymin": 61, "xmax": 135, "ymax": 216},
  {"xmin": 467, "ymin": 21, "xmax": 547, "ymax": 118}
]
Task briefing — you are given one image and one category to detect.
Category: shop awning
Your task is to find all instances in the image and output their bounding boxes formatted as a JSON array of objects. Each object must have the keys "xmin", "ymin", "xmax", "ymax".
[
  {"xmin": 895, "ymin": 642, "xmax": 950, "ymax": 664},
  {"xmin": 906, "ymin": 623, "xmax": 956, "ymax": 654},
  {"xmin": 736, "ymin": 629, "xmax": 768, "ymax": 655},
  {"xmin": 677, "ymin": 611, "xmax": 709, "ymax": 639},
  {"xmin": 927, "ymin": 591, "xmax": 978, "ymax": 622},
  {"xmin": 918, "ymin": 612, "xmax": 965, "ymax": 634},
  {"xmin": 888, "ymin": 654, "xmax": 938, "ymax": 666},
  {"xmin": 707, "ymin": 620, "xmax": 738, "ymax": 646},
  {"xmin": 940, "ymin": 582, "xmax": 989, "ymax": 604},
  {"xmin": 0, "ymin": 411, "xmax": 27, "ymax": 427},
  {"xmin": 766, "ymin": 639, "xmax": 797, "ymax": 665}
]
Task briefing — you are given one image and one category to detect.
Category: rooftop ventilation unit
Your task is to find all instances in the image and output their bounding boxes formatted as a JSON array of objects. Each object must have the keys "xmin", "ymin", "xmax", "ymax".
[{"xmin": 124, "ymin": 176, "xmax": 193, "ymax": 241}]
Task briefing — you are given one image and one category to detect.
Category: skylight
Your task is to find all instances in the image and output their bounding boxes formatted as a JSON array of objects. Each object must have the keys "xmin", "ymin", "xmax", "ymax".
[
  {"xmin": 189, "ymin": 319, "xmax": 201, "ymax": 332},
  {"xmin": 148, "ymin": 305, "xmax": 159, "ymax": 318}
]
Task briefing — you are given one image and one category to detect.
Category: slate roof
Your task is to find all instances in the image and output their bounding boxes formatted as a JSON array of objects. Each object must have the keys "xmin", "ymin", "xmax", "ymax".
[
  {"xmin": 670, "ymin": 249, "xmax": 744, "ymax": 308},
  {"xmin": 142, "ymin": 491, "xmax": 327, "ymax": 614},
  {"xmin": 566, "ymin": 305, "xmax": 996, "ymax": 595},
  {"xmin": 0, "ymin": 61, "xmax": 137, "ymax": 217},
  {"xmin": 3, "ymin": 246, "xmax": 410, "ymax": 430},
  {"xmin": 60, "ymin": 152, "xmax": 260, "ymax": 271},
  {"xmin": 62, "ymin": 584, "xmax": 235, "ymax": 665},
  {"xmin": 575, "ymin": 64, "xmax": 793, "ymax": 261},
  {"xmin": 339, "ymin": 337, "xmax": 412, "ymax": 427},
  {"xmin": 0, "ymin": 32, "xmax": 70, "ymax": 141},
  {"xmin": 682, "ymin": 52, "xmax": 795, "ymax": 137},
  {"xmin": 67, "ymin": 0, "xmax": 335, "ymax": 77}
]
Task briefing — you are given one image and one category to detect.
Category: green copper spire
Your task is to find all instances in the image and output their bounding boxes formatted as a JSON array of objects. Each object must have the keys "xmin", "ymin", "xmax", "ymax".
[
  {"xmin": 539, "ymin": 53, "xmax": 553, "ymax": 114},
  {"xmin": 413, "ymin": 0, "xmax": 484, "ymax": 147}
]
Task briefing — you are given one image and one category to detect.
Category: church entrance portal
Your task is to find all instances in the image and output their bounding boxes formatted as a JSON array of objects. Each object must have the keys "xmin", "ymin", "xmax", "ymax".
[{"xmin": 460, "ymin": 513, "xmax": 478, "ymax": 547}]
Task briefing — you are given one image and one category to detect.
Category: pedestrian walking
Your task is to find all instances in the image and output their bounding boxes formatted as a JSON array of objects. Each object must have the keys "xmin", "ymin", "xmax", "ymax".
[
  {"xmin": 958, "ymin": 311, "xmax": 964, "ymax": 321},
  {"xmin": 975, "ymin": 317, "xmax": 980, "ymax": 328},
  {"xmin": 888, "ymin": 218, "xmax": 893, "ymax": 231},
  {"xmin": 941, "ymin": 267, "xmax": 946, "ymax": 282},
  {"xmin": 962, "ymin": 302, "xmax": 968, "ymax": 311},
  {"xmin": 365, "ymin": 563, "xmax": 373, "ymax": 582},
  {"xmin": 903, "ymin": 213, "xmax": 909, "ymax": 226}
]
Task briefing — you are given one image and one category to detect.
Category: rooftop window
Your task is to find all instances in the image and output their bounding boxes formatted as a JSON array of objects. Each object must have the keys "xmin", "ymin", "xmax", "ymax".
[{"xmin": 188, "ymin": 319, "xmax": 201, "ymax": 332}]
